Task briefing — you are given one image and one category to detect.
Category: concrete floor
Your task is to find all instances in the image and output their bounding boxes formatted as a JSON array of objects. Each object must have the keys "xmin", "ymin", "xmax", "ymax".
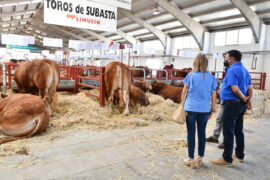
[{"xmin": 0, "ymin": 115, "xmax": 269, "ymax": 180}]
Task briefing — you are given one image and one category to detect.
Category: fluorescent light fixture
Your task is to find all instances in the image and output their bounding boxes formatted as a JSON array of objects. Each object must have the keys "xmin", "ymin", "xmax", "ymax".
[
  {"xmin": 250, "ymin": 6, "xmax": 256, "ymax": 11},
  {"xmin": 18, "ymin": 1, "xmax": 31, "ymax": 5},
  {"xmin": 31, "ymin": 0, "xmax": 43, "ymax": 3},
  {"xmin": 25, "ymin": 11, "xmax": 35, "ymax": 14},
  {"xmin": 194, "ymin": 17, "xmax": 200, "ymax": 22},
  {"xmin": 3, "ymin": 3, "xmax": 17, "ymax": 7}
]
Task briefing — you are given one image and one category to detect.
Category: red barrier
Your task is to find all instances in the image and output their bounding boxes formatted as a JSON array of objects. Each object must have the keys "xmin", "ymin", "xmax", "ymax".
[
  {"xmin": 75, "ymin": 66, "xmax": 106, "ymax": 107},
  {"xmin": 1, "ymin": 63, "xmax": 267, "ymax": 107}
]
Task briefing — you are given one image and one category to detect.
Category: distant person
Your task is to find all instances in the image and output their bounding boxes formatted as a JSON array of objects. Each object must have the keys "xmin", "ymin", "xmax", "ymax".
[
  {"xmin": 182, "ymin": 53, "xmax": 217, "ymax": 168},
  {"xmin": 206, "ymin": 52, "xmax": 230, "ymax": 149},
  {"xmin": 163, "ymin": 64, "xmax": 174, "ymax": 70},
  {"xmin": 211, "ymin": 50, "xmax": 253, "ymax": 166},
  {"xmin": 162, "ymin": 64, "xmax": 174, "ymax": 77}
]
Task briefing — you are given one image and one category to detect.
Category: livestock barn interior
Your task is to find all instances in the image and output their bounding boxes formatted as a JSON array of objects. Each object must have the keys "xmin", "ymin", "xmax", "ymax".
[{"xmin": 0, "ymin": 0, "xmax": 270, "ymax": 179}]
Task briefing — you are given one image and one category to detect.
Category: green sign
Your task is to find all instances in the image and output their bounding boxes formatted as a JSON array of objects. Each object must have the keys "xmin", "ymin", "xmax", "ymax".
[{"xmin": 6, "ymin": 45, "xmax": 40, "ymax": 50}]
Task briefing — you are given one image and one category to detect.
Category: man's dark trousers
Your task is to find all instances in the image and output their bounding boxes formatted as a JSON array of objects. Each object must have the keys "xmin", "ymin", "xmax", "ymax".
[{"xmin": 222, "ymin": 101, "xmax": 247, "ymax": 163}]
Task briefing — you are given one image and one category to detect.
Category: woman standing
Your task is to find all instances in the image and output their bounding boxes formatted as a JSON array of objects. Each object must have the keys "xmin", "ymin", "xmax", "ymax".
[{"xmin": 181, "ymin": 53, "xmax": 218, "ymax": 168}]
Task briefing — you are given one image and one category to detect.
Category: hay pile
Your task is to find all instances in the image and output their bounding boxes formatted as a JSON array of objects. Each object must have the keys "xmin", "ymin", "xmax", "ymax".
[
  {"xmin": 246, "ymin": 89, "xmax": 269, "ymax": 118},
  {"xmin": 0, "ymin": 90, "xmax": 180, "ymax": 157},
  {"xmin": 49, "ymin": 91, "xmax": 179, "ymax": 132}
]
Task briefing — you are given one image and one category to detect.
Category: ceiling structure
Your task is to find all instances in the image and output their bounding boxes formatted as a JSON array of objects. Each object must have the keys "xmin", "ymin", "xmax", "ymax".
[{"xmin": 0, "ymin": 0, "xmax": 270, "ymax": 51}]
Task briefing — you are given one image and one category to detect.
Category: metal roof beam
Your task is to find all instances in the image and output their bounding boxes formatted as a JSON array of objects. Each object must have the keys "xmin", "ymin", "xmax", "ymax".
[
  {"xmin": 49, "ymin": 25, "xmax": 89, "ymax": 41},
  {"xmin": 79, "ymin": 29, "xmax": 112, "ymax": 43},
  {"xmin": 120, "ymin": 9, "xmax": 167, "ymax": 48},
  {"xmin": 0, "ymin": 9, "xmax": 35, "ymax": 17},
  {"xmin": 29, "ymin": 24, "xmax": 68, "ymax": 41},
  {"xmin": 155, "ymin": 0, "xmax": 205, "ymax": 50},
  {"xmin": 0, "ymin": 18, "xmax": 31, "ymax": 25},
  {"xmin": 229, "ymin": 0, "xmax": 261, "ymax": 43},
  {"xmin": 116, "ymin": 30, "xmax": 138, "ymax": 44}
]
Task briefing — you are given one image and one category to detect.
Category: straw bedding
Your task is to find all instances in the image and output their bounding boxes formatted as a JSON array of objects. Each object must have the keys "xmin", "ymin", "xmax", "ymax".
[{"xmin": 0, "ymin": 89, "xmax": 268, "ymax": 159}]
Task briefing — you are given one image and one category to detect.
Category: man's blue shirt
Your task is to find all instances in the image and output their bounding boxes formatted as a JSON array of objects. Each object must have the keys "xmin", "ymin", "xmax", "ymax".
[
  {"xmin": 220, "ymin": 62, "xmax": 251, "ymax": 102},
  {"xmin": 183, "ymin": 72, "xmax": 218, "ymax": 113}
]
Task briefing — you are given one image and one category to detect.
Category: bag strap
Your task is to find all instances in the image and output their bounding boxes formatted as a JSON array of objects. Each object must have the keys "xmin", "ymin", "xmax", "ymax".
[{"xmin": 182, "ymin": 72, "xmax": 193, "ymax": 105}]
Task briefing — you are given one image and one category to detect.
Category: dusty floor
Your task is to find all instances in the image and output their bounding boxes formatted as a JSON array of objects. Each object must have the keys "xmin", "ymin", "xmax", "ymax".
[{"xmin": 0, "ymin": 113, "xmax": 269, "ymax": 180}]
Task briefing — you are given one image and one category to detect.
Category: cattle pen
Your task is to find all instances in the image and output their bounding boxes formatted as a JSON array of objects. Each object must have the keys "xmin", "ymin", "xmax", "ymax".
[{"xmin": 0, "ymin": 63, "xmax": 267, "ymax": 106}]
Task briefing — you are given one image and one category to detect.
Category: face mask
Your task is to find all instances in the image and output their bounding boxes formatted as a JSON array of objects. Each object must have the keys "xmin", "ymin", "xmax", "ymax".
[{"xmin": 223, "ymin": 60, "xmax": 229, "ymax": 67}]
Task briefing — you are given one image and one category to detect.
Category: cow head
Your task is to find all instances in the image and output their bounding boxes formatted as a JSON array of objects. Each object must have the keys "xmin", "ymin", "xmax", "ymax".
[
  {"xmin": 141, "ymin": 81, "xmax": 151, "ymax": 92},
  {"xmin": 1, "ymin": 94, "xmax": 8, "ymax": 99},
  {"xmin": 150, "ymin": 81, "xmax": 166, "ymax": 94}
]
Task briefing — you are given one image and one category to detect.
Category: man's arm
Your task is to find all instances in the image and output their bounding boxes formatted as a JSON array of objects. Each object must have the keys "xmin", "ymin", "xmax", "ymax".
[
  {"xmin": 231, "ymin": 85, "xmax": 251, "ymax": 103},
  {"xmin": 246, "ymin": 85, "xmax": 253, "ymax": 109}
]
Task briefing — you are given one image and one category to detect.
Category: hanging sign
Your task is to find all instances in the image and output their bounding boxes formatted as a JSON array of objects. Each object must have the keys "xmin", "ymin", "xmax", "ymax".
[
  {"xmin": 1, "ymin": 34, "xmax": 35, "ymax": 46},
  {"xmin": 43, "ymin": 37, "xmax": 63, "ymax": 47},
  {"xmin": 44, "ymin": 0, "xmax": 117, "ymax": 32},
  {"xmin": 91, "ymin": 0, "xmax": 132, "ymax": 10},
  {"xmin": 6, "ymin": 45, "xmax": 39, "ymax": 50}
]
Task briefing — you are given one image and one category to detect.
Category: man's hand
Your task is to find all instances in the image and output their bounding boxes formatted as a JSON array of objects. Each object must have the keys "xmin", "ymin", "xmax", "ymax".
[
  {"xmin": 246, "ymin": 100, "xmax": 252, "ymax": 110},
  {"xmin": 243, "ymin": 96, "xmax": 251, "ymax": 103}
]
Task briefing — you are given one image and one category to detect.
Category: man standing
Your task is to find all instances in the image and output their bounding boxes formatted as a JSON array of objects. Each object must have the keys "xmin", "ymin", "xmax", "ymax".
[
  {"xmin": 211, "ymin": 50, "xmax": 253, "ymax": 166},
  {"xmin": 206, "ymin": 53, "xmax": 230, "ymax": 149}
]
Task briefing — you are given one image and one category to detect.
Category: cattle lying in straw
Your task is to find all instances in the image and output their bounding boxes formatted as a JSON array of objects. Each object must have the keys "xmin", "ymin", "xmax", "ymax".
[
  {"xmin": 0, "ymin": 94, "xmax": 50, "ymax": 144},
  {"xmin": 129, "ymin": 84, "xmax": 150, "ymax": 107},
  {"xmin": 113, "ymin": 84, "xmax": 150, "ymax": 107},
  {"xmin": 14, "ymin": 59, "xmax": 60, "ymax": 114},
  {"xmin": 105, "ymin": 62, "xmax": 131, "ymax": 115},
  {"xmin": 150, "ymin": 81, "xmax": 183, "ymax": 103},
  {"xmin": 132, "ymin": 81, "xmax": 151, "ymax": 92}
]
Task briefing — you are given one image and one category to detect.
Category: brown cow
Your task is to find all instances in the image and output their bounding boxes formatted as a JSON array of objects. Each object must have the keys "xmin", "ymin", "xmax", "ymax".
[
  {"xmin": 132, "ymin": 81, "xmax": 151, "ymax": 92},
  {"xmin": 105, "ymin": 62, "xmax": 131, "ymax": 115},
  {"xmin": 132, "ymin": 66, "xmax": 150, "ymax": 78},
  {"xmin": 173, "ymin": 68, "xmax": 192, "ymax": 77},
  {"xmin": 0, "ymin": 94, "xmax": 50, "ymax": 144},
  {"xmin": 113, "ymin": 84, "xmax": 150, "ymax": 107},
  {"xmin": 14, "ymin": 59, "xmax": 60, "ymax": 114},
  {"xmin": 150, "ymin": 81, "xmax": 183, "ymax": 103},
  {"xmin": 129, "ymin": 84, "xmax": 150, "ymax": 107}
]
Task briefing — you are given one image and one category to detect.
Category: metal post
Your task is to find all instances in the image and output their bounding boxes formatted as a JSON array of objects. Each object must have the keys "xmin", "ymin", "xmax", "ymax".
[
  {"xmin": 7, "ymin": 64, "xmax": 12, "ymax": 89},
  {"xmin": 128, "ymin": 47, "xmax": 131, "ymax": 67},
  {"xmin": 99, "ymin": 67, "xmax": 106, "ymax": 107},
  {"xmin": 262, "ymin": 72, "xmax": 266, "ymax": 90},
  {"xmin": 2, "ymin": 64, "xmax": 6, "ymax": 94}
]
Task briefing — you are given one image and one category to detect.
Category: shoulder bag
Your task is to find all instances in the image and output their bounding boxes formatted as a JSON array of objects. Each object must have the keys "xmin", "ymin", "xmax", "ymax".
[{"xmin": 172, "ymin": 73, "xmax": 193, "ymax": 124}]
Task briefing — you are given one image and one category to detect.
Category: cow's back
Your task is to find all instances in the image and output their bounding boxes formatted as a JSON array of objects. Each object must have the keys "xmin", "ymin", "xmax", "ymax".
[
  {"xmin": 105, "ymin": 62, "xmax": 131, "ymax": 114},
  {"xmin": 159, "ymin": 84, "xmax": 183, "ymax": 103},
  {"xmin": 150, "ymin": 81, "xmax": 182, "ymax": 103},
  {"xmin": 105, "ymin": 62, "xmax": 131, "ymax": 99},
  {"xmin": 40, "ymin": 59, "xmax": 60, "ymax": 87},
  {"xmin": 14, "ymin": 60, "xmax": 58, "ymax": 112}
]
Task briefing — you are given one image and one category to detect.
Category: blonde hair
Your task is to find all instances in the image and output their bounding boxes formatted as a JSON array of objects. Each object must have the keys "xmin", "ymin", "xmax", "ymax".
[{"xmin": 193, "ymin": 53, "xmax": 208, "ymax": 73}]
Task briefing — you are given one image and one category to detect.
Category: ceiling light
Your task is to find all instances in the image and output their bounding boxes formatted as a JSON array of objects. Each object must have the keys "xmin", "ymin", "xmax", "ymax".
[
  {"xmin": 152, "ymin": 2, "xmax": 160, "ymax": 15},
  {"xmin": 31, "ymin": 0, "xmax": 43, "ymax": 3},
  {"xmin": 18, "ymin": 1, "xmax": 31, "ymax": 5},
  {"xmin": 250, "ymin": 6, "xmax": 256, "ymax": 11},
  {"xmin": 194, "ymin": 17, "xmax": 200, "ymax": 22}
]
